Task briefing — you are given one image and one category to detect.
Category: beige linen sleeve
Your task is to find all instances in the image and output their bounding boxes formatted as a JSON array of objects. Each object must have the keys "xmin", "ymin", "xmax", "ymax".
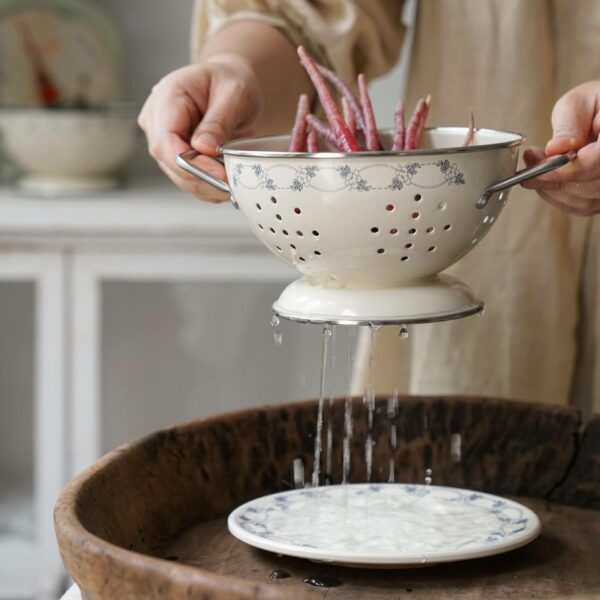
[{"xmin": 191, "ymin": 0, "xmax": 405, "ymax": 84}]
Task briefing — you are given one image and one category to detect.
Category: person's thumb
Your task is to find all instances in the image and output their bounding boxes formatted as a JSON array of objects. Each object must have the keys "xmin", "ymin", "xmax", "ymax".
[
  {"xmin": 191, "ymin": 92, "xmax": 241, "ymax": 156},
  {"xmin": 545, "ymin": 91, "xmax": 590, "ymax": 156}
]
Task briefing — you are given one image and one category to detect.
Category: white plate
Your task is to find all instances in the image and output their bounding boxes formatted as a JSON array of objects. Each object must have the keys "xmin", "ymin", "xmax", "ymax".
[{"xmin": 228, "ymin": 484, "xmax": 541, "ymax": 567}]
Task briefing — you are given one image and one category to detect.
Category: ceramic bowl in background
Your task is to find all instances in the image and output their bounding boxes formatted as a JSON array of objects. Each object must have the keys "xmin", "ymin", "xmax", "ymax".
[{"xmin": 0, "ymin": 104, "xmax": 138, "ymax": 195}]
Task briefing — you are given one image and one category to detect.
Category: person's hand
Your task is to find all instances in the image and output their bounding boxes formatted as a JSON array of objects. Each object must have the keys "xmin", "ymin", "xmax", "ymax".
[
  {"xmin": 138, "ymin": 55, "xmax": 261, "ymax": 202},
  {"xmin": 521, "ymin": 80, "xmax": 600, "ymax": 216}
]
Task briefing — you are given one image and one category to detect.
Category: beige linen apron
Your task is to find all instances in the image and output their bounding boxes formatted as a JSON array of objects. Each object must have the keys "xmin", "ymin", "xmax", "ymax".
[{"xmin": 193, "ymin": 0, "xmax": 599, "ymax": 413}]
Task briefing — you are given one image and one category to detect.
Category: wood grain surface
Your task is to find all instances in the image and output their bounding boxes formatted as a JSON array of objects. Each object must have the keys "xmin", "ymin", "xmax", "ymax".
[{"xmin": 54, "ymin": 395, "xmax": 598, "ymax": 600}]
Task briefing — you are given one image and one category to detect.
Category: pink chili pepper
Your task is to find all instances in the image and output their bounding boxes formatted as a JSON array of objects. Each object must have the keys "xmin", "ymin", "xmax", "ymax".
[
  {"xmin": 463, "ymin": 109, "xmax": 475, "ymax": 146},
  {"xmin": 306, "ymin": 114, "xmax": 337, "ymax": 145},
  {"xmin": 288, "ymin": 94, "xmax": 310, "ymax": 151},
  {"xmin": 358, "ymin": 73, "xmax": 383, "ymax": 151},
  {"xmin": 405, "ymin": 97, "xmax": 427, "ymax": 150},
  {"xmin": 342, "ymin": 97, "xmax": 357, "ymax": 137},
  {"xmin": 297, "ymin": 46, "xmax": 360, "ymax": 152},
  {"xmin": 414, "ymin": 94, "xmax": 432, "ymax": 149},
  {"xmin": 307, "ymin": 127, "xmax": 318, "ymax": 152},
  {"xmin": 318, "ymin": 65, "xmax": 366, "ymax": 132},
  {"xmin": 391, "ymin": 100, "xmax": 405, "ymax": 151}
]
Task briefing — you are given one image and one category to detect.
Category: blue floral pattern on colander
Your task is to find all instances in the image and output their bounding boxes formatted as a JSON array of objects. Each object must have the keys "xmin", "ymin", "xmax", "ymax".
[{"xmin": 231, "ymin": 160, "xmax": 466, "ymax": 192}]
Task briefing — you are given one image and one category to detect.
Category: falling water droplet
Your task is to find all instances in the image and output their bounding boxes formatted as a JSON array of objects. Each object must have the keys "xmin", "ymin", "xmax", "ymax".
[
  {"xmin": 451, "ymin": 433, "xmax": 462, "ymax": 463},
  {"xmin": 293, "ymin": 458, "xmax": 305, "ymax": 488},
  {"xmin": 399, "ymin": 325, "xmax": 409, "ymax": 339},
  {"xmin": 273, "ymin": 330, "xmax": 283, "ymax": 346},
  {"xmin": 479, "ymin": 306, "xmax": 486, "ymax": 317},
  {"xmin": 365, "ymin": 435, "xmax": 374, "ymax": 482},
  {"xmin": 424, "ymin": 468, "xmax": 433, "ymax": 486},
  {"xmin": 420, "ymin": 556, "xmax": 428, "ymax": 564},
  {"xmin": 271, "ymin": 314, "xmax": 280, "ymax": 327},
  {"xmin": 388, "ymin": 458, "xmax": 395, "ymax": 483}
]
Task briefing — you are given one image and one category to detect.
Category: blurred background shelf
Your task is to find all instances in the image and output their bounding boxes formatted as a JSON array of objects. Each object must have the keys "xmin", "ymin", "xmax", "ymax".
[{"xmin": 0, "ymin": 178, "xmax": 355, "ymax": 598}]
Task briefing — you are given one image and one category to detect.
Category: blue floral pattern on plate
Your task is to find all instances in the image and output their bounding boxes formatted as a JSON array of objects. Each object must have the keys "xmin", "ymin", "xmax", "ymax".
[{"xmin": 228, "ymin": 483, "xmax": 541, "ymax": 565}]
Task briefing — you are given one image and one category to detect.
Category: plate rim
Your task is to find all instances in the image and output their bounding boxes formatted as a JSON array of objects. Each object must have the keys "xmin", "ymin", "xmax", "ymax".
[{"xmin": 227, "ymin": 483, "xmax": 542, "ymax": 565}]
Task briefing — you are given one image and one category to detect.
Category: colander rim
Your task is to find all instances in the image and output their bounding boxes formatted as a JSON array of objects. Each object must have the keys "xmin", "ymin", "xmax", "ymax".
[{"xmin": 219, "ymin": 126, "xmax": 525, "ymax": 158}]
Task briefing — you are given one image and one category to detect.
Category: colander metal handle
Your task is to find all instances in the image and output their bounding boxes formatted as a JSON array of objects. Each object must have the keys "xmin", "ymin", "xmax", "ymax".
[
  {"xmin": 176, "ymin": 150, "xmax": 239, "ymax": 209},
  {"xmin": 476, "ymin": 151, "xmax": 576, "ymax": 209}
]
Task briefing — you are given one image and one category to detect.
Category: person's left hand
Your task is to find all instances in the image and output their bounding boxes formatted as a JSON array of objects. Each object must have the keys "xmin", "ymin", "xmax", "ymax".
[{"xmin": 521, "ymin": 80, "xmax": 600, "ymax": 216}]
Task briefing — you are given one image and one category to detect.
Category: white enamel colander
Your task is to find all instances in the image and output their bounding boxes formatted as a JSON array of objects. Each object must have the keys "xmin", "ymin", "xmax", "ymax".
[{"xmin": 177, "ymin": 128, "xmax": 572, "ymax": 325}]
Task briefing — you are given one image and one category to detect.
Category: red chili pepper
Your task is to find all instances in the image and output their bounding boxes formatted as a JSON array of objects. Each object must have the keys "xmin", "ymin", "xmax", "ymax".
[
  {"xmin": 319, "ymin": 65, "xmax": 366, "ymax": 132},
  {"xmin": 288, "ymin": 94, "xmax": 310, "ymax": 152},
  {"xmin": 297, "ymin": 47, "xmax": 360, "ymax": 152},
  {"xmin": 391, "ymin": 100, "xmax": 405, "ymax": 151},
  {"xmin": 358, "ymin": 74, "xmax": 382, "ymax": 151}
]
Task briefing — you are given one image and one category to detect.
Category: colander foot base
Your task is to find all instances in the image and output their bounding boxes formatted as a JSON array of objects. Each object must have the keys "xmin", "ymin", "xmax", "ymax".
[{"xmin": 273, "ymin": 275, "xmax": 484, "ymax": 326}]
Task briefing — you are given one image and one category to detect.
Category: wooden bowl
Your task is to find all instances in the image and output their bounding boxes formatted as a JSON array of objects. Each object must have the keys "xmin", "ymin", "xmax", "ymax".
[{"xmin": 54, "ymin": 396, "xmax": 600, "ymax": 599}]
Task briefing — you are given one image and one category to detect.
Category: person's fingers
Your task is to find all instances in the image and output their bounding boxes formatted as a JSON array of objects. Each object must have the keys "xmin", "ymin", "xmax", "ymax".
[
  {"xmin": 527, "ymin": 139, "xmax": 600, "ymax": 184},
  {"xmin": 545, "ymin": 85, "xmax": 596, "ymax": 156},
  {"xmin": 191, "ymin": 76, "xmax": 259, "ymax": 155}
]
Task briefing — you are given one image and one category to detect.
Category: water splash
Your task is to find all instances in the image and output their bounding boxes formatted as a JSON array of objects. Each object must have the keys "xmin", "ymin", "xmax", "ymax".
[{"xmin": 399, "ymin": 324, "xmax": 409, "ymax": 339}]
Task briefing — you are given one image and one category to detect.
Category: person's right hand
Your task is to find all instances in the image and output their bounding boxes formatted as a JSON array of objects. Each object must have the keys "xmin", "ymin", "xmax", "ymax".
[{"xmin": 138, "ymin": 55, "xmax": 261, "ymax": 202}]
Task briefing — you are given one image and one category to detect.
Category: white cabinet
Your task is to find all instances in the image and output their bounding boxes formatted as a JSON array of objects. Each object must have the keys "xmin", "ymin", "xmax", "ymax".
[{"xmin": 0, "ymin": 181, "xmax": 349, "ymax": 598}]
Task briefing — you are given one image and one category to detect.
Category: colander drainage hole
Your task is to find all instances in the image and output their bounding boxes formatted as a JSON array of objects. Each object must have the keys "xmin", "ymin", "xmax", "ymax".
[
  {"xmin": 371, "ymin": 227, "xmax": 379, "ymax": 234},
  {"xmin": 312, "ymin": 230, "xmax": 320, "ymax": 237},
  {"xmin": 401, "ymin": 256, "xmax": 409, "ymax": 262},
  {"xmin": 258, "ymin": 224, "xmax": 264, "ymax": 230},
  {"xmin": 438, "ymin": 201, "xmax": 447, "ymax": 211},
  {"xmin": 298, "ymin": 256, "xmax": 306, "ymax": 262},
  {"xmin": 271, "ymin": 196, "xmax": 277, "ymax": 204},
  {"xmin": 290, "ymin": 244, "xmax": 296, "ymax": 250},
  {"xmin": 297, "ymin": 230, "xmax": 304, "ymax": 237},
  {"xmin": 276, "ymin": 214, "xmax": 282, "ymax": 221},
  {"xmin": 408, "ymin": 228, "xmax": 417, "ymax": 235},
  {"xmin": 386, "ymin": 204, "xmax": 394, "ymax": 212},
  {"xmin": 276, "ymin": 246, "xmax": 282, "ymax": 252},
  {"xmin": 405, "ymin": 243, "xmax": 413, "ymax": 249},
  {"xmin": 390, "ymin": 228, "xmax": 398, "ymax": 235},
  {"xmin": 414, "ymin": 194, "xmax": 422, "ymax": 202},
  {"xmin": 314, "ymin": 250, "xmax": 322, "ymax": 256},
  {"xmin": 426, "ymin": 226, "xmax": 434, "ymax": 233},
  {"xmin": 256, "ymin": 203, "xmax": 262, "ymax": 210},
  {"xmin": 283, "ymin": 230, "xmax": 289, "ymax": 236},
  {"xmin": 294, "ymin": 207, "xmax": 302, "ymax": 214},
  {"xmin": 377, "ymin": 248, "xmax": 385, "ymax": 254},
  {"xmin": 412, "ymin": 212, "xmax": 420, "ymax": 219},
  {"xmin": 428, "ymin": 246, "xmax": 437, "ymax": 252},
  {"xmin": 444, "ymin": 224, "xmax": 452, "ymax": 231},
  {"xmin": 269, "ymin": 227, "xmax": 276, "ymax": 234}
]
